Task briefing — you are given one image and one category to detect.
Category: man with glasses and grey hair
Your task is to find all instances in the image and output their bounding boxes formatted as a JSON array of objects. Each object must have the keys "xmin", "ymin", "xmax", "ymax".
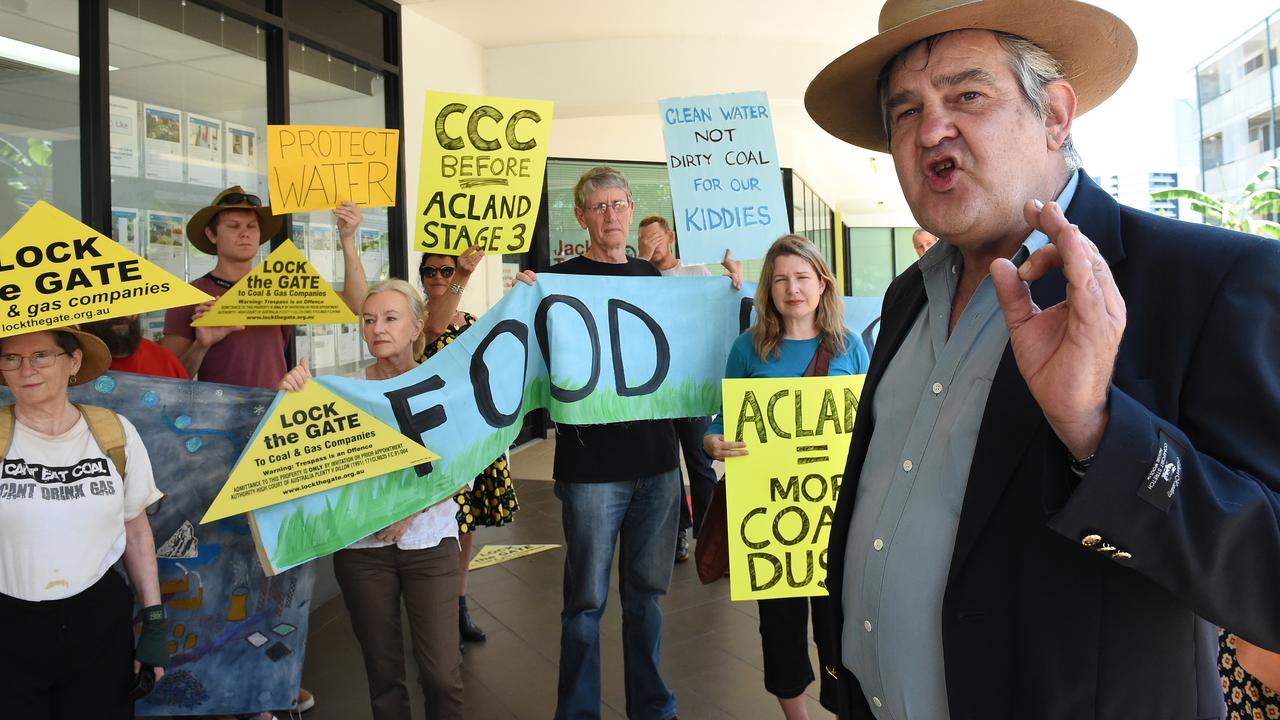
[
  {"xmin": 805, "ymin": 0, "xmax": 1280, "ymax": 718},
  {"xmin": 514, "ymin": 166, "xmax": 682, "ymax": 720}
]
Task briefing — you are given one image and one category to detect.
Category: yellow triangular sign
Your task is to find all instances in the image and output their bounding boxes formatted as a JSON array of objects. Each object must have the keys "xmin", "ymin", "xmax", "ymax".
[
  {"xmin": 469, "ymin": 544, "xmax": 561, "ymax": 570},
  {"xmin": 201, "ymin": 380, "xmax": 439, "ymax": 523},
  {"xmin": 0, "ymin": 201, "xmax": 213, "ymax": 338},
  {"xmin": 192, "ymin": 240, "xmax": 357, "ymax": 326}
]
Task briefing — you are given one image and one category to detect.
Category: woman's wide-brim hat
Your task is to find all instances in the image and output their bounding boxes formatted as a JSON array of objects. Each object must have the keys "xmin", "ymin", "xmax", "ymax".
[
  {"xmin": 186, "ymin": 185, "xmax": 282, "ymax": 256},
  {"xmin": 0, "ymin": 326, "xmax": 112, "ymax": 387},
  {"xmin": 805, "ymin": 0, "xmax": 1137, "ymax": 152}
]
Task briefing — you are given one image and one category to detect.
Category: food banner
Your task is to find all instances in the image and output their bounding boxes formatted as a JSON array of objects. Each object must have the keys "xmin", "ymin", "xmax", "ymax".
[
  {"xmin": 200, "ymin": 380, "xmax": 438, "ymax": 523},
  {"xmin": 1, "ymin": 374, "xmax": 314, "ymax": 716},
  {"xmin": 721, "ymin": 375, "xmax": 864, "ymax": 600},
  {"xmin": 244, "ymin": 277, "xmax": 873, "ymax": 575},
  {"xmin": 190, "ymin": 240, "xmax": 357, "ymax": 327},
  {"xmin": 659, "ymin": 90, "xmax": 788, "ymax": 264},
  {"xmin": 266, "ymin": 125, "xmax": 399, "ymax": 214},
  {"xmin": 0, "ymin": 202, "xmax": 211, "ymax": 338},
  {"xmin": 415, "ymin": 91, "xmax": 553, "ymax": 255},
  {"xmin": 249, "ymin": 275, "xmax": 749, "ymax": 574}
]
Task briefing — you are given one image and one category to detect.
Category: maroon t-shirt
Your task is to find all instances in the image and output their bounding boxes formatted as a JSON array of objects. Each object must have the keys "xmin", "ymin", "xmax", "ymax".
[{"xmin": 163, "ymin": 275, "xmax": 292, "ymax": 389}]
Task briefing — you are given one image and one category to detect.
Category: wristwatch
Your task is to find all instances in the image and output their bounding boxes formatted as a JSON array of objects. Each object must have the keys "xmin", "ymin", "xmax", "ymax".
[{"xmin": 447, "ymin": 282, "xmax": 464, "ymax": 296}]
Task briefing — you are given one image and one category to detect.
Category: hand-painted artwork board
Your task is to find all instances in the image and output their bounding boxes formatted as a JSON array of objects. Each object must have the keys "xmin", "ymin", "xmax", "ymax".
[{"xmin": 3, "ymin": 374, "xmax": 314, "ymax": 716}]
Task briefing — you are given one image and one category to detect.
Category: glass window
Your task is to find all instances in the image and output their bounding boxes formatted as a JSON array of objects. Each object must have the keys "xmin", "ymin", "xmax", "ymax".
[
  {"xmin": 845, "ymin": 227, "xmax": 895, "ymax": 341},
  {"xmin": 790, "ymin": 172, "xmax": 836, "ymax": 275},
  {"xmin": 893, "ymin": 227, "xmax": 917, "ymax": 275},
  {"xmin": 546, "ymin": 159, "xmax": 671, "ymax": 264},
  {"xmin": 284, "ymin": 0, "xmax": 385, "ymax": 62},
  {"xmin": 0, "ymin": 0, "xmax": 81, "ymax": 236},
  {"xmin": 109, "ymin": 0, "xmax": 269, "ymax": 341},
  {"xmin": 288, "ymin": 37, "xmax": 391, "ymax": 375}
]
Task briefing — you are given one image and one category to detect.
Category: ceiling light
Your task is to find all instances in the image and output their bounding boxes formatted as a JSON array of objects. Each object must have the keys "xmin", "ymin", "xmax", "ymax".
[
  {"xmin": 0, "ymin": 36, "xmax": 81, "ymax": 75},
  {"xmin": 0, "ymin": 36, "xmax": 117, "ymax": 75}
]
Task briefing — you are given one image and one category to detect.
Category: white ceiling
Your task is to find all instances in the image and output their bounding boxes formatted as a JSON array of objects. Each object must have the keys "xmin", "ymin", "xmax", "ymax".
[
  {"xmin": 395, "ymin": 0, "xmax": 880, "ymax": 49},
  {"xmin": 396, "ymin": 0, "xmax": 911, "ymax": 221}
]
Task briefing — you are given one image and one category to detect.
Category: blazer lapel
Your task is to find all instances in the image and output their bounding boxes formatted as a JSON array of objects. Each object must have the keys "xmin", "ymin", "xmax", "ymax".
[
  {"xmin": 946, "ymin": 262, "xmax": 1067, "ymax": 585},
  {"xmin": 945, "ymin": 171, "xmax": 1123, "ymax": 584}
]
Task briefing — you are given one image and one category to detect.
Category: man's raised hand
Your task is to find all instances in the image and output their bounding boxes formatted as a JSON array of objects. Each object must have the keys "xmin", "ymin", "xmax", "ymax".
[{"xmin": 989, "ymin": 199, "xmax": 1126, "ymax": 460}]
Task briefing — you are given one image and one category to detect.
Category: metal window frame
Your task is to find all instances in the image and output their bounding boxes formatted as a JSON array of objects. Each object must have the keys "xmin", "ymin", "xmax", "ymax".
[{"xmin": 78, "ymin": 0, "xmax": 406, "ymax": 277}]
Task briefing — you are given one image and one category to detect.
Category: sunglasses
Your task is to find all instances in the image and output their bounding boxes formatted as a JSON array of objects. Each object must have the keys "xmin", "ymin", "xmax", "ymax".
[
  {"xmin": 420, "ymin": 266, "xmax": 456, "ymax": 279},
  {"xmin": 217, "ymin": 192, "xmax": 262, "ymax": 207}
]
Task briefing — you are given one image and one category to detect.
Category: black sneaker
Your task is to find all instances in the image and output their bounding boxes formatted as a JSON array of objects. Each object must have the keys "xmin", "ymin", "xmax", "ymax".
[{"xmin": 675, "ymin": 529, "xmax": 690, "ymax": 563}]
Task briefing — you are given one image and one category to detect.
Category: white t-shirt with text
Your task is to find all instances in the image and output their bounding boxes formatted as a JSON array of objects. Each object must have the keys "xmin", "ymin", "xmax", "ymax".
[{"xmin": 0, "ymin": 413, "xmax": 162, "ymax": 601}]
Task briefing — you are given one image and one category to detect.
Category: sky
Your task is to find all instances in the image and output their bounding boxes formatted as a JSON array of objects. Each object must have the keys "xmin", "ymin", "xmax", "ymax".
[{"xmin": 1074, "ymin": 0, "xmax": 1279, "ymax": 182}]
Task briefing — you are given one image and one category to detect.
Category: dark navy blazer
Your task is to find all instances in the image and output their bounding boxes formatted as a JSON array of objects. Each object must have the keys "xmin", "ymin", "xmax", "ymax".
[{"xmin": 825, "ymin": 172, "xmax": 1280, "ymax": 720}]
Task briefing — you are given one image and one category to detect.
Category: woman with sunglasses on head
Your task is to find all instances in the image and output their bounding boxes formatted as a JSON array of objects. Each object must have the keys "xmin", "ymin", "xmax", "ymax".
[
  {"xmin": 280, "ymin": 279, "xmax": 467, "ymax": 720},
  {"xmin": 417, "ymin": 247, "xmax": 519, "ymax": 646},
  {"xmin": 704, "ymin": 235, "xmax": 869, "ymax": 720},
  {"xmin": 0, "ymin": 326, "xmax": 167, "ymax": 720}
]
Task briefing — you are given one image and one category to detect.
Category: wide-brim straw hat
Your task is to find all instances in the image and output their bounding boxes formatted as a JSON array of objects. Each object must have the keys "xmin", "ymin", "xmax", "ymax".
[
  {"xmin": 0, "ymin": 326, "xmax": 112, "ymax": 387},
  {"xmin": 805, "ymin": 0, "xmax": 1137, "ymax": 152},
  {"xmin": 186, "ymin": 185, "xmax": 282, "ymax": 256}
]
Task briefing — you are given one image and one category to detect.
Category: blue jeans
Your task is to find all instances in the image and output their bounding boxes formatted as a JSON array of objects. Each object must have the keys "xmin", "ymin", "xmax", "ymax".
[{"xmin": 554, "ymin": 470, "xmax": 680, "ymax": 720}]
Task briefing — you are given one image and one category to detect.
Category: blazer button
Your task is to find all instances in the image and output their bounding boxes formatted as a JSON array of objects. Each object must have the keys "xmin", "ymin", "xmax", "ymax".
[
  {"xmin": 1112, "ymin": 551, "xmax": 1132, "ymax": 561},
  {"xmin": 1081, "ymin": 534, "xmax": 1103, "ymax": 547},
  {"xmin": 1096, "ymin": 544, "xmax": 1118, "ymax": 553},
  {"xmin": 824, "ymin": 664, "xmax": 838, "ymax": 679}
]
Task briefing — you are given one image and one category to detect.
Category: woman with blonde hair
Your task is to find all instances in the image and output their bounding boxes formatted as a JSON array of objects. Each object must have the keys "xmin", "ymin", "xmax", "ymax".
[
  {"xmin": 280, "ymin": 279, "xmax": 466, "ymax": 720},
  {"xmin": 704, "ymin": 235, "xmax": 869, "ymax": 719}
]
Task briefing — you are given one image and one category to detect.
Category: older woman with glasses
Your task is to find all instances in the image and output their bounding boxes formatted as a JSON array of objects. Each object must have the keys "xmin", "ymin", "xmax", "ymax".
[
  {"xmin": 0, "ymin": 326, "xmax": 167, "ymax": 720},
  {"xmin": 416, "ymin": 246, "xmax": 519, "ymax": 646}
]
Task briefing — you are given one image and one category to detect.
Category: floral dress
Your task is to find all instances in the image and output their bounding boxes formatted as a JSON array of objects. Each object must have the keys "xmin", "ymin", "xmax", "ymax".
[
  {"xmin": 419, "ymin": 312, "xmax": 519, "ymax": 533},
  {"xmin": 1221, "ymin": 631, "xmax": 1280, "ymax": 720}
]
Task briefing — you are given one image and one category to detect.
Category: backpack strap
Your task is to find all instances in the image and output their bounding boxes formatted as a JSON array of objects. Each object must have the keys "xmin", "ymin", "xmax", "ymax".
[
  {"xmin": 76, "ymin": 404, "xmax": 128, "ymax": 478},
  {"xmin": 0, "ymin": 405, "xmax": 13, "ymax": 460}
]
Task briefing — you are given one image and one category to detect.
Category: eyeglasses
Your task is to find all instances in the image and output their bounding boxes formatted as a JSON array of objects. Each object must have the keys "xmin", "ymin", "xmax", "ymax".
[
  {"xmin": 217, "ymin": 192, "xmax": 262, "ymax": 207},
  {"xmin": 0, "ymin": 351, "xmax": 66, "ymax": 371},
  {"xmin": 420, "ymin": 266, "xmax": 456, "ymax": 279},
  {"xmin": 584, "ymin": 199, "xmax": 632, "ymax": 216}
]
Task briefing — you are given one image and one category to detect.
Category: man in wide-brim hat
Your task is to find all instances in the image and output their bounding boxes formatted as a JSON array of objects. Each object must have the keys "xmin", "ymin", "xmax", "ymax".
[
  {"xmin": 810, "ymin": 2, "xmax": 1280, "ymax": 719},
  {"xmin": 159, "ymin": 186, "xmax": 368, "ymax": 390}
]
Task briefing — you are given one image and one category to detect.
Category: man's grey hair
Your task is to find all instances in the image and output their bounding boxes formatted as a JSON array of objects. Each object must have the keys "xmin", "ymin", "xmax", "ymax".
[
  {"xmin": 877, "ymin": 30, "xmax": 1082, "ymax": 176},
  {"xmin": 573, "ymin": 166, "xmax": 633, "ymax": 212}
]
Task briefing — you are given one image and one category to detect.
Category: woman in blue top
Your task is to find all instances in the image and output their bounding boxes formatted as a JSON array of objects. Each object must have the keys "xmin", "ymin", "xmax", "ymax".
[{"xmin": 705, "ymin": 234, "xmax": 869, "ymax": 719}]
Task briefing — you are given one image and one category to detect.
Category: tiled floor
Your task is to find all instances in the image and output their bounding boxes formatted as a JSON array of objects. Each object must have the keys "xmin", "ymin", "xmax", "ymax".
[{"xmin": 296, "ymin": 437, "xmax": 832, "ymax": 720}]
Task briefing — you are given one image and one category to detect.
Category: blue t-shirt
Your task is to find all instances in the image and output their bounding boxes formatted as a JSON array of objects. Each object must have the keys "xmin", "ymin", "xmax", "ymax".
[{"xmin": 707, "ymin": 330, "xmax": 870, "ymax": 436}]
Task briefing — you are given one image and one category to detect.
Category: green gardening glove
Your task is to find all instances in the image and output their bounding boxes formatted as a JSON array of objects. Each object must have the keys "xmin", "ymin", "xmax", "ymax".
[{"xmin": 135, "ymin": 605, "xmax": 169, "ymax": 668}]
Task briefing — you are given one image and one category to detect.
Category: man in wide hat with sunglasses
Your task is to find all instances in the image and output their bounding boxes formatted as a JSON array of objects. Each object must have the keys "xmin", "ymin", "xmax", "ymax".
[
  {"xmin": 810, "ymin": 1, "xmax": 1280, "ymax": 718},
  {"xmin": 160, "ymin": 186, "xmax": 367, "ymax": 389}
]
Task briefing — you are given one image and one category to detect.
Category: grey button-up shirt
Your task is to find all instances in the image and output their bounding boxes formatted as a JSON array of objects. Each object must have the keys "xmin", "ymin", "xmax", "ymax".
[{"xmin": 841, "ymin": 175, "xmax": 1079, "ymax": 719}]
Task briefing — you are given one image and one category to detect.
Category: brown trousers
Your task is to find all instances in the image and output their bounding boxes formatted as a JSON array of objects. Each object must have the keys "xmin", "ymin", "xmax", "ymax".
[{"xmin": 334, "ymin": 539, "xmax": 464, "ymax": 720}]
